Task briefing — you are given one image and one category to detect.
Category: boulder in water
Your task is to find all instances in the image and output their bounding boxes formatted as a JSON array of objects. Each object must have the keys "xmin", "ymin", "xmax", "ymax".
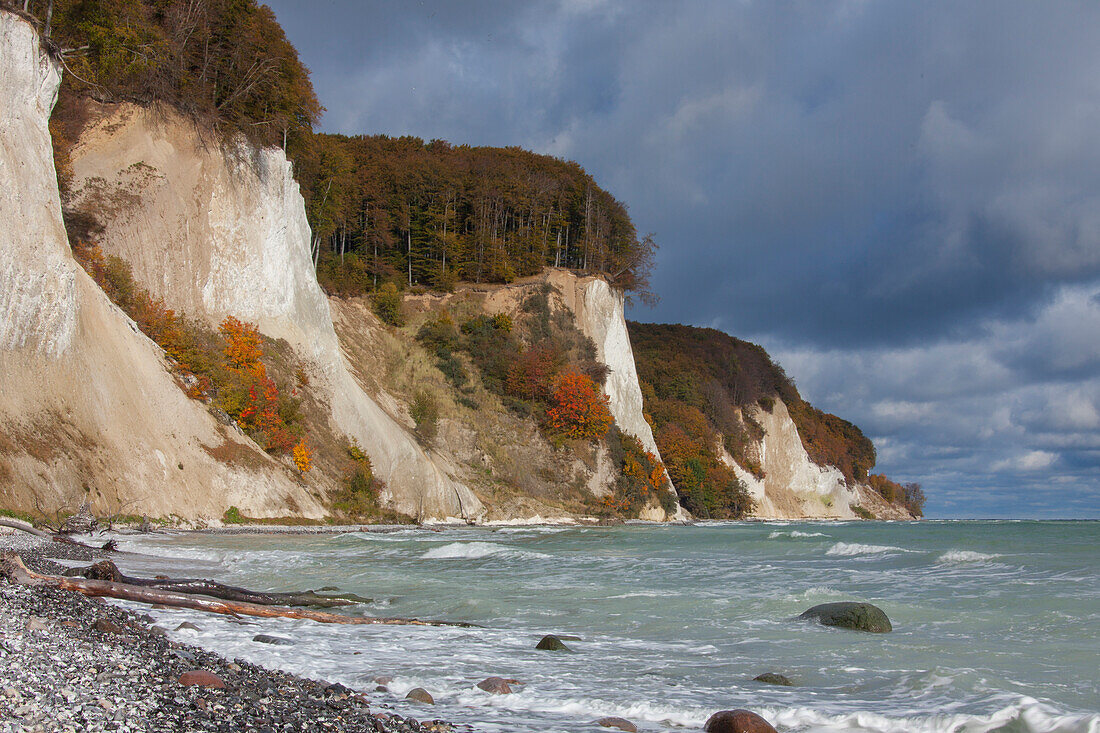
[
  {"xmin": 476, "ymin": 676, "xmax": 515, "ymax": 694},
  {"xmin": 753, "ymin": 672, "xmax": 793, "ymax": 686},
  {"xmin": 405, "ymin": 688, "xmax": 434, "ymax": 704},
  {"xmin": 595, "ymin": 716, "xmax": 638, "ymax": 731},
  {"xmin": 252, "ymin": 634, "xmax": 294, "ymax": 645},
  {"xmin": 798, "ymin": 601, "xmax": 892, "ymax": 633},
  {"xmin": 704, "ymin": 709, "xmax": 778, "ymax": 733},
  {"xmin": 536, "ymin": 634, "xmax": 571, "ymax": 651}
]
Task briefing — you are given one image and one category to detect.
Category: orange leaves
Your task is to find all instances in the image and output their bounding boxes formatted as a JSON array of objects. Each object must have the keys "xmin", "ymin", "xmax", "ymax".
[
  {"xmin": 544, "ymin": 370, "xmax": 613, "ymax": 441},
  {"xmin": 220, "ymin": 316, "xmax": 264, "ymax": 372},
  {"xmin": 292, "ymin": 439, "xmax": 313, "ymax": 473}
]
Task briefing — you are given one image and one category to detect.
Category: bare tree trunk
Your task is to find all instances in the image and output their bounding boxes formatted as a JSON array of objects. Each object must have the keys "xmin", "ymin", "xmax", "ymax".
[
  {"xmin": 72, "ymin": 560, "xmax": 364, "ymax": 608},
  {"xmin": 1, "ymin": 555, "xmax": 476, "ymax": 627},
  {"xmin": 44, "ymin": 0, "xmax": 53, "ymax": 39}
]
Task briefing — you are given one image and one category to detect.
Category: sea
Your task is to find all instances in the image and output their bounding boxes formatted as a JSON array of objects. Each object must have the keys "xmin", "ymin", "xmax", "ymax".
[{"xmin": 97, "ymin": 520, "xmax": 1099, "ymax": 732}]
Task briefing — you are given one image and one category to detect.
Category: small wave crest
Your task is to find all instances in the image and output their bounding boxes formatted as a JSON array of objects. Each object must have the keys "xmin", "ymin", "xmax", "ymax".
[
  {"xmin": 765, "ymin": 697, "xmax": 1100, "ymax": 733},
  {"xmin": 420, "ymin": 541, "xmax": 547, "ymax": 560},
  {"xmin": 768, "ymin": 530, "xmax": 829, "ymax": 539},
  {"xmin": 937, "ymin": 549, "xmax": 1001, "ymax": 563},
  {"xmin": 825, "ymin": 541, "xmax": 912, "ymax": 556}
]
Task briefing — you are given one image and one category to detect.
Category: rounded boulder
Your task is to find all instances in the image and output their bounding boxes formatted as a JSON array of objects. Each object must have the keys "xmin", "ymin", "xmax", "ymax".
[
  {"xmin": 595, "ymin": 716, "xmax": 638, "ymax": 732},
  {"xmin": 536, "ymin": 634, "xmax": 571, "ymax": 651},
  {"xmin": 798, "ymin": 601, "xmax": 892, "ymax": 633},
  {"xmin": 476, "ymin": 676, "xmax": 515, "ymax": 694},
  {"xmin": 753, "ymin": 672, "xmax": 793, "ymax": 686},
  {"xmin": 704, "ymin": 709, "xmax": 778, "ymax": 733},
  {"xmin": 405, "ymin": 687, "xmax": 434, "ymax": 704}
]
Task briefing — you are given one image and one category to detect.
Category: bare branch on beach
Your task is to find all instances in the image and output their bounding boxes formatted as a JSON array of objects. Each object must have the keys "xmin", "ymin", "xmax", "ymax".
[{"xmin": 2, "ymin": 554, "xmax": 476, "ymax": 628}]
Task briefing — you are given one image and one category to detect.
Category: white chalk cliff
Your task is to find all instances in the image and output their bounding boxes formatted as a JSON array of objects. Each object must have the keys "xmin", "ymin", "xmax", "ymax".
[
  {"xmin": 542, "ymin": 271, "xmax": 684, "ymax": 519},
  {"xmin": 715, "ymin": 398, "xmax": 911, "ymax": 519},
  {"xmin": 65, "ymin": 103, "xmax": 482, "ymax": 522},
  {"xmin": 0, "ymin": 11, "xmax": 322, "ymax": 520}
]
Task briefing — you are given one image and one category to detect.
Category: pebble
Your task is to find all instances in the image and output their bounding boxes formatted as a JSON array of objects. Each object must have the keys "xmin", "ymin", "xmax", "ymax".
[{"xmin": 25, "ymin": 616, "xmax": 49, "ymax": 633}]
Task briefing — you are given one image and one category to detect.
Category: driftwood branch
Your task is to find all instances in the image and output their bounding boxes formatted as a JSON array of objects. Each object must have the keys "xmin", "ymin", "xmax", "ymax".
[
  {"xmin": 0, "ymin": 518, "xmax": 114, "ymax": 551},
  {"xmin": 2, "ymin": 554, "xmax": 475, "ymax": 627},
  {"xmin": 73, "ymin": 560, "xmax": 367, "ymax": 608},
  {"xmin": 0, "ymin": 518, "xmax": 52, "ymax": 538}
]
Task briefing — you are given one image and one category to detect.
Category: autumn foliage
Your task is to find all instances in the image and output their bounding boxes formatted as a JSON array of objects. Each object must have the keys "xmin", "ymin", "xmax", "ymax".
[
  {"xmin": 544, "ymin": 370, "xmax": 613, "ymax": 441},
  {"xmin": 218, "ymin": 317, "xmax": 301, "ymax": 454},
  {"xmin": 72, "ymin": 245, "xmax": 309, "ymax": 462},
  {"xmin": 292, "ymin": 439, "xmax": 313, "ymax": 474}
]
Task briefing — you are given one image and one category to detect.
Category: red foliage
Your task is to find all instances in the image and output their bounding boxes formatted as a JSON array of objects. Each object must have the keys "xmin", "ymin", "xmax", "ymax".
[
  {"xmin": 544, "ymin": 370, "xmax": 613, "ymax": 441},
  {"xmin": 505, "ymin": 344, "xmax": 562, "ymax": 401}
]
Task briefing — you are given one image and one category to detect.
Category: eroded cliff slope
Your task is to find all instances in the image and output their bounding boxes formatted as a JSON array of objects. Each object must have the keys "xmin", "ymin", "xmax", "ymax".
[
  {"xmin": 629, "ymin": 322, "xmax": 918, "ymax": 520},
  {"xmin": 65, "ymin": 102, "xmax": 482, "ymax": 521},
  {"xmin": 0, "ymin": 12, "xmax": 321, "ymax": 521}
]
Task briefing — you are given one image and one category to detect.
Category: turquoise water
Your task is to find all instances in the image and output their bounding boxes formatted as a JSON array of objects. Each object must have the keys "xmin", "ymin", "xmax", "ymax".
[{"xmin": 106, "ymin": 521, "xmax": 1099, "ymax": 732}]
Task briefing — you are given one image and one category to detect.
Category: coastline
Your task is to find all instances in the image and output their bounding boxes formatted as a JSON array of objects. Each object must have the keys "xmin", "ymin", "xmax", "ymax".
[{"xmin": 0, "ymin": 530, "xmax": 459, "ymax": 732}]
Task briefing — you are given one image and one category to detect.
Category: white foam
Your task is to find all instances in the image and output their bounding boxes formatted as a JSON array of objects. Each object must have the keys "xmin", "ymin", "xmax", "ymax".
[
  {"xmin": 937, "ymin": 550, "xmax": 1001, "ymax": 563},
  {"xmin": 420, "ymin": 541, "xmax": 548, "ymax": 560},
  {"xmin": 763, "ymin": 698, "xmax": 1100, "ymax": 733},
  {"xmin": 769, "ymin": 530, "xmax": 829, "ymax": 539},
  {"xmin": 825, "ymin": 541, "xmax": 913, "ymax": 556}
]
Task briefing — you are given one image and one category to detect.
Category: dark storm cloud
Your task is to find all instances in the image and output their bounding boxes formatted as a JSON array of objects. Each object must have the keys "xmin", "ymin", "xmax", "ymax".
[{"xmin": 264, "ymin": 0, "xmax": 1100, "ymax": 516}]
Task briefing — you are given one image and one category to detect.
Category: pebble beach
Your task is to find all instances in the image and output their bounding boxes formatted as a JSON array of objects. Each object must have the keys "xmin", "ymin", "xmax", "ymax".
[{"xmin": 0, "ymin": 530, "xmax": 460, "ymax": 733}]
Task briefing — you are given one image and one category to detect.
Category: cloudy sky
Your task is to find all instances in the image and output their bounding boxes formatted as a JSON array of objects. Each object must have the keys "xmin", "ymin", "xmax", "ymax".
[{"xmin": 265, "ymin": 0, "xmax": 1100, "ymax": 518}]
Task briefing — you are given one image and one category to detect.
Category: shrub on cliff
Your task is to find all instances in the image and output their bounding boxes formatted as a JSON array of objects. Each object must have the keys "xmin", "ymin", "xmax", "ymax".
[
  {"xmin": 371, "ymin": 282, "xmax": 404, "ymax": 326},
  {"xmin": 544, "ymin": 370, "xmax": 613, "ymax": 441}
]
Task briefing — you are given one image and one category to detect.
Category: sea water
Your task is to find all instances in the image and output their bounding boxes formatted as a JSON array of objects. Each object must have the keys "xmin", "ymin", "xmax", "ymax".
[{"xmin": 102, "ymin": 521, "xmax": 1099, "ymax": 732}]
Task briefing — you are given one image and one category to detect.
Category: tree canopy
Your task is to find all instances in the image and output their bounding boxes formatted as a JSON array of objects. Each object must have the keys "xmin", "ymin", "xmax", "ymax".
[
  {"xmin": 12, "ymin": 0, "xmax": 321, "ymax": 156},
  {"xmin": 292, "ymin": 134, "xmax": 657, "ymax": 300}
]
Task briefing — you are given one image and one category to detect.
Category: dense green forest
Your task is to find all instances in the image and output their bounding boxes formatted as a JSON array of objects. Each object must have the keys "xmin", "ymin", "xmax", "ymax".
[
  {"xmin": 292, "ymin": 134, "xmax": 657, "ymax": 301},
  {"xmin": 629, "ymin": 323, "xmax": 878, "ymax": 491}
]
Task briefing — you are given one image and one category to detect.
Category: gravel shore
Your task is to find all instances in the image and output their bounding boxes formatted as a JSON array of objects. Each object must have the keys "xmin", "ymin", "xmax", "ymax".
[{"xmin": 0, "ymin": 531, "xmax": 461, "ymax": 733}]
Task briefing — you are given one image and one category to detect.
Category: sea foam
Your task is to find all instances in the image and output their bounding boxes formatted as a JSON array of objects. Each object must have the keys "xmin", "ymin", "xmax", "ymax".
[
  {"xmin": 937, "ymin": 549, "xmax": 1001, "ymax": 563},
  {"xmin": 825, "ymin": 541, "xmax": 912, "ymax": 556}
]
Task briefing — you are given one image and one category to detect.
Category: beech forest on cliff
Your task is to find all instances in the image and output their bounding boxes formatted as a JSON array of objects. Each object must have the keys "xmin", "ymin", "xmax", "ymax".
[{"xmin": 12, "ymin": 0, "xmax": 922, "ymax": 520}]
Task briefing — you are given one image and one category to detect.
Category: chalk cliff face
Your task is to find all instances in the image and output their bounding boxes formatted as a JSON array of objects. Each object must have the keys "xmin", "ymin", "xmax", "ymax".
[
  {"xmin": 401, "ymin": 270, "xmax": 680, "ymax": 520},
  {"xmin": 0, "ymin": 12, "xmax": 322, "ymax": 520},
  {"xmin": 718, "ymin": 400, "xmax": 858, "ymax": 519},
  {"xmin": 716, "ymin": 399, "xmax": 911, "ymax": 519},
  {"xmin": 66, "ymin": 103, "xmax": 482, "ymax": 521},
  {"xmin": 540, "ymin": 271, "xmax": 683, "ymax": 519}
]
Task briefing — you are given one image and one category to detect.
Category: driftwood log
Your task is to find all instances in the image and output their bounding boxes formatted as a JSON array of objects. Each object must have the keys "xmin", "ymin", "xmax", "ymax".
[
  {"xmin": 1, "ymin": 554, "xmax": 476, "ymax": 628},
  {"xmin": 0, "ymin": 517, "xmax": 115, "ymax": 550},
  {"xmin": 71, "ymin": 559, "xmax": 367, "ymax": 608}
]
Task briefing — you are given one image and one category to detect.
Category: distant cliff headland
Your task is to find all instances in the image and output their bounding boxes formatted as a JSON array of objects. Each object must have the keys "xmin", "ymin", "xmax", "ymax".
[{"xmin": 0, "ymin": 1, "xmax": 922, "ymax": 524}]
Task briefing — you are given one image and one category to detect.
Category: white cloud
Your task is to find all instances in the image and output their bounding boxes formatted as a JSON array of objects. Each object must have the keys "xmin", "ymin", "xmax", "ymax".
[{"xmin": 991, "ymin": 450, "xmax": 1058, "ymax": 472}]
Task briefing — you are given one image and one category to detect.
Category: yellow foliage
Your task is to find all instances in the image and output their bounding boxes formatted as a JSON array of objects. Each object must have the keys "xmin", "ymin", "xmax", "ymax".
[{"xmin": 292, "ymin": 439, "xmax": 313, "ymax": 473}]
